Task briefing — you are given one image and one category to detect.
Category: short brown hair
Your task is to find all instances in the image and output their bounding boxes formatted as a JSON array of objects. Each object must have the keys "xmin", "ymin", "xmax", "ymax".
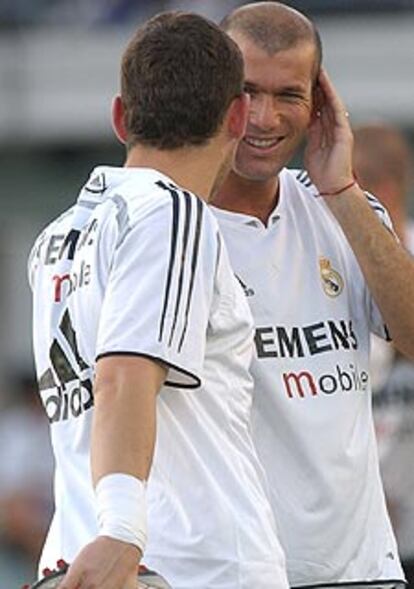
[
  {"xmin": 221, "ymin": 2, "xmax": 322, "ymax": 81},
  {"xmin": 120, "ymin": 12, "xmax": 244, "ymax": 150},
  {"xmin": 353, "ymin": 123, "xmax": 413, "ymax": 196}
]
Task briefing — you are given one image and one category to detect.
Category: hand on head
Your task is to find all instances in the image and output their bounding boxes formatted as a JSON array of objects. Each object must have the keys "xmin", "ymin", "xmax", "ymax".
[{"xmin": 305, "ymin": 68, "xmax": 354, "ymax": 195}]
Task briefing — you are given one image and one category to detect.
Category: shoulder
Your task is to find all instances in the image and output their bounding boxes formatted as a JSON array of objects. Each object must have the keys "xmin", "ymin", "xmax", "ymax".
[
  {"xmin": 28, "ymin": 207, "xmax": 76, "ymax": 283},
  {"xmin": 282, "ymin": 168, "xmax": 326, "ymax": 212},
  {"xmin": 284, "ymin": 168, "xmax": 322, "ymax": 198},
  {"xmin": 288, "ymin": 168, "xmax": 315, "ymax": 190},
  {"xmin": 103, "ymin": 174, "xmax": 219, "ymax": 262},
  {"xmin": 150, "ymin": 180, "xmax": 219, "ymax": 253},
  {"xmin": 32, "ymin": 206, "xmax": 76, "ymax": 248},
  {"xmin": 112, "ymin": 172, "xmax": 214, "ymax": 229}
]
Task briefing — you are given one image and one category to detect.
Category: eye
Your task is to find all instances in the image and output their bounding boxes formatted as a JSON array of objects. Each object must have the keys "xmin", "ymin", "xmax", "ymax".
[
  {"xmin": 279, "ymin": 90, "xmax": 308, "ymax": 103},
  {"xmin": 243, "ymin": 84, "xmax": 259, "ymax": 97},
  {"xmin": 282, "ymin": 92, "xmax": 305, "ymax": 101}
]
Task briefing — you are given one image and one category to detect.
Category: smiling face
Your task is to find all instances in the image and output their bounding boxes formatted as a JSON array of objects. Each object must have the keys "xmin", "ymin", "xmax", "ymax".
[{"xmin": 229, "ymin": 32, "xmax": 316, "ymax": 182}]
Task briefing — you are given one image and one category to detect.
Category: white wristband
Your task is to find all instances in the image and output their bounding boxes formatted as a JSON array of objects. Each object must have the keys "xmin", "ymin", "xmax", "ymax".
[{"xmin": 95, "ymin": 473, "xmax": 147, "ymax": 553}]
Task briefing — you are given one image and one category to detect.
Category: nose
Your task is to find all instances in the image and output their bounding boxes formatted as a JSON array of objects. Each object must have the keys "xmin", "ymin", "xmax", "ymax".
[{"xmin": 250, "ymin": 94, "xmax": 279, "ymax": 131}]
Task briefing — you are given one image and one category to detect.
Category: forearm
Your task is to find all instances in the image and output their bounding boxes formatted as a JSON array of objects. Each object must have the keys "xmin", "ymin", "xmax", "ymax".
[
  {"xmin": 325, "ymin": 185, "xmax": 414, "ymax": 358},
  {"xmin": 58, "ymin": 357, "xmax": 166, "ymax": 589},
  {"xmin": 91, "ymin": 356, "xmax": 166, "ymax": 485}
]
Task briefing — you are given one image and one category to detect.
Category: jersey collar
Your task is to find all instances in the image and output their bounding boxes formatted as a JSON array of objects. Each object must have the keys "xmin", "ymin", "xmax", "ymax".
[{"xmin": 210, "ymin": 169, "xmax": 288, "ymax": 229}]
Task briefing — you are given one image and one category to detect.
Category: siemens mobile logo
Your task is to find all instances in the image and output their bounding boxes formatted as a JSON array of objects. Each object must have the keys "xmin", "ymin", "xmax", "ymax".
[
  {"xmin": 53, "ymin": 261, "xmax": 91, "ymax": 302},
  {"xmin": 254, "ymin": 319, "xmax": 369, "ymax": 398},
  {"xmin": 254, "ymin": 319, "xmax": 358, "ymax": 359},
  {"xmin": 282, "ymin": 363, "xmax": 369, "ymax": 398},
  {"xmin": 44, "ymin": 220, "xmax": 98, "ymax": 302},
  {"xmin": 43, "ymin": 219, "xmax": 97, "ymax": 266}
]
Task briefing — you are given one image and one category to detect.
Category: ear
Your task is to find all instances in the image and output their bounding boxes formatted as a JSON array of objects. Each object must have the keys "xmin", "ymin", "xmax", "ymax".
[
  {"xmin": 226, "ymin": 92, "xmax": 250, "ymax": 140},
  {"xmin": 111, "ymin": 95, "xmax": 128, "ymax": 144}
]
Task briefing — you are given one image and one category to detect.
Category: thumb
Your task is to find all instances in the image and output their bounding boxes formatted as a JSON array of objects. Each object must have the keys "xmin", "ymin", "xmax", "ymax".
[{"xmin": 124, "ymin": 570, "xmax": 139, "ymax": 589}]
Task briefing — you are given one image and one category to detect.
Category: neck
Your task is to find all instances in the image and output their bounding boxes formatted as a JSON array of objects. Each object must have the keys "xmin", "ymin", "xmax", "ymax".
[
  {"xmin": 124, "ymin": 141, "xmax": 229, "ymax": 202},
  {"xmin": 211, "ymin": 170, "xmax": 280, "ymax": 224}
]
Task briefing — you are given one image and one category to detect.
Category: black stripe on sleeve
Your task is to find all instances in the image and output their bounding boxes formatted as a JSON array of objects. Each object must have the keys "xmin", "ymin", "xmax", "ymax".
[
  {"xmin": 364, "ymin": 192, "xmax": 397, "ymax": 235},
  {"xmin": 96, "ymin": 351, "xmax": 201, "ymax": 389},
  {"xmin": 178, "ymin": 195, "xmax": 204, "ymax": 352},
  {"xmin": 296, "ymin": 169, "xmax": 307, "ymax": 182},
  {"xmin": 365, "ymin": 192, "xmax": 384, "ymax": 206},
  {"xmin": 168, "ymin": 192, "xmax": 192, "ymax": 347},
  {"xmin": 364, "ymin": 192, "xmax": 387, "ymax": 214},
  {"xmin": 157, "ymin": 181, "xmax": 180, "ymax": 342},
  {"xmin": 296, "ymin": 170, "xmax": 314, "ymax": 189},
  {"xmin": 369, "ymin": 204, "xmax": 387, "ymax": 214}
]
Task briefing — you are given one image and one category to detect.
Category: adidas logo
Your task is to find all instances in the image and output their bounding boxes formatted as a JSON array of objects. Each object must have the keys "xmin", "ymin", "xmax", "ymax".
[
  {"xmin": 85, "ymin": 172, "xmax": 107, "ymax": 194},
  {"xmin": 235, "ymin": 274, "xmax": 255, "ymax": 297}
]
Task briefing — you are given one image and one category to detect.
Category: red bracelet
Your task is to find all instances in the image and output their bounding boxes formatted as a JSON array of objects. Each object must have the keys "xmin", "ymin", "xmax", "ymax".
[{"xmin": 316, "ymin": 176, "xmax": 358, "ymax": 197}]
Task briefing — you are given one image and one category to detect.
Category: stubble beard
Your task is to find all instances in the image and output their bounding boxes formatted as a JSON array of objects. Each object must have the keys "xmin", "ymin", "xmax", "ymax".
[{"xmin": 233, "ymin": 151, "xmax": 282, "ymax": 183}]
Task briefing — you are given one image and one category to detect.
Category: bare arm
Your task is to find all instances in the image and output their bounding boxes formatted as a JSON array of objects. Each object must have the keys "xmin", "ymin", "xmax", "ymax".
[
  {"xmin": 59, "ymin": 356, "xmax": 167, "ymax": 589},
  {"xmin": 92, "ymin": 355, "xmax": 165, "ymax": 483},
  {"xmin": 305, "ymin": 69, "xmax": 414, "ymax": 359},
  {"xmin": 324, "ymin": 184, "xmax": 414, "ymax": 358}
]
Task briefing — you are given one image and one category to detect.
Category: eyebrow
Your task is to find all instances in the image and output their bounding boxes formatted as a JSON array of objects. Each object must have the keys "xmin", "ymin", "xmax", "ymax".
[
  {"xmin": 243, "ymin": 81, "xmax": 262, "ymax": 92},
  {"xmin": 244, "ymin": 81, "xmax": 307, "ymax": 94}
]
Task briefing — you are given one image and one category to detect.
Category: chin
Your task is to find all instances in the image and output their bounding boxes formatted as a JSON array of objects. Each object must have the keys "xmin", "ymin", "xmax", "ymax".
[
  {"xmin": 234, "ymin": 161, "xmax": 282, "ymax": 182},
  {"xmin": 234, "ymin": 149, "xmax": 286, "ymax": 181}
]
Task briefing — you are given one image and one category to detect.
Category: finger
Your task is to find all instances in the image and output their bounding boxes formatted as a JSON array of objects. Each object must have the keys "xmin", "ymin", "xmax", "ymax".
[
  {"xmin": 57, "ymin": 566, "xmax": 83, "ymax": 589},
  {"xmin": 313, "ymin": 83, "xmax": 327, "ymax": 144},
  {"xmin": 320, "ymin": 72, "xmax": 337, "ymax": 142},
  {"xmin": 125, "ymin": 572, "xmax": 140, "ymax": 589},
  {"xmin": 318, "ymin": 68, "xmax": 349, "ymax": 128},
  {"xmin": 101, "ymin": 571, "xmax": 137, "ymax": 589},
  {"xmin": 318, "ymin": 98, "xmax": 334, "ymax": 149},
  {"xmin": 310, "ymin": 82, "xmax": 324, "ymax": 123},
  {"xmin": 313, "ymin": 73, "xmax": 335, "ymax": 148}
]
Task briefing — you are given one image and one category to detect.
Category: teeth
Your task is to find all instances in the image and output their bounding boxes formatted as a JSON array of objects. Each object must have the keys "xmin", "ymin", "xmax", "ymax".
[{"xmin": 244, "ymin": 137, "xmax": 280, "ymax": 148}]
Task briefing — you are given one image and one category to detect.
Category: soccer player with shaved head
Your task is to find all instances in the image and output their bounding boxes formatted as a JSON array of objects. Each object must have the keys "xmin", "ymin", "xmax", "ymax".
[{"xmin": 211, "ymin": 2, "xmax": 414, "ymax": 588}]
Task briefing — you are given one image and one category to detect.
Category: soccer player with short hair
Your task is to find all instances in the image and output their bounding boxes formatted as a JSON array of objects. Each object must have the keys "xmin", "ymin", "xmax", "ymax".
[
  {"xmin": 28, "ymin": 12, "xmax": 288, "ymax": 589},
  {"xmin": 211, "ymin": 3, "xmax": 414, "ymax": 588}
]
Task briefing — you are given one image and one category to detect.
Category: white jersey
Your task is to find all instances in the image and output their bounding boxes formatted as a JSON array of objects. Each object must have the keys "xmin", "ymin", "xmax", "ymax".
[
  {"xmin": 212, "ymin": 168, "xmax": 405, "ymax": 587},
  {"xmin": 29, "ymin": 166, "xmax": 288, "ymax": 589}
]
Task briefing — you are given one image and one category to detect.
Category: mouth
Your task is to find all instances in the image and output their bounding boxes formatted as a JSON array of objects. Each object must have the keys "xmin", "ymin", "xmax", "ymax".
[{"xmin": 243, "ymin": 135, "xmax": 284, "ymax": 153}]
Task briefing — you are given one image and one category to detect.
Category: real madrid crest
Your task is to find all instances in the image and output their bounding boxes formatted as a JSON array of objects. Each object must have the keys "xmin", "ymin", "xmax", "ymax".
[{"xmin": 319, "ymin": 257, "xmax": 344, "ymax": 297}]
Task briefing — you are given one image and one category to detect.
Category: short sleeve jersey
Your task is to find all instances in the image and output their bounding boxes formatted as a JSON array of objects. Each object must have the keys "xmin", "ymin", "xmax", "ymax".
[
  {"xmin": 29, "ymin": 167, "xmax": 288, "ymax": 589},
  {"xmin": 212, "ymin": 168, "xmax": 405, "ymax": 587}
]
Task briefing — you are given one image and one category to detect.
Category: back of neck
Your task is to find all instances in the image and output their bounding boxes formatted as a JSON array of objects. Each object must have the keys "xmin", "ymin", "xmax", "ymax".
[{"xmin": 124, "ymin": 143, "xmax": 224, "ymax": 202}]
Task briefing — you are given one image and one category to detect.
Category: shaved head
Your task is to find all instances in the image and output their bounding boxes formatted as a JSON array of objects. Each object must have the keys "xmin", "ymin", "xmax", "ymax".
[{"xmin": 221, "ymin": 2, "xmax": 322, "ymax": 79}]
